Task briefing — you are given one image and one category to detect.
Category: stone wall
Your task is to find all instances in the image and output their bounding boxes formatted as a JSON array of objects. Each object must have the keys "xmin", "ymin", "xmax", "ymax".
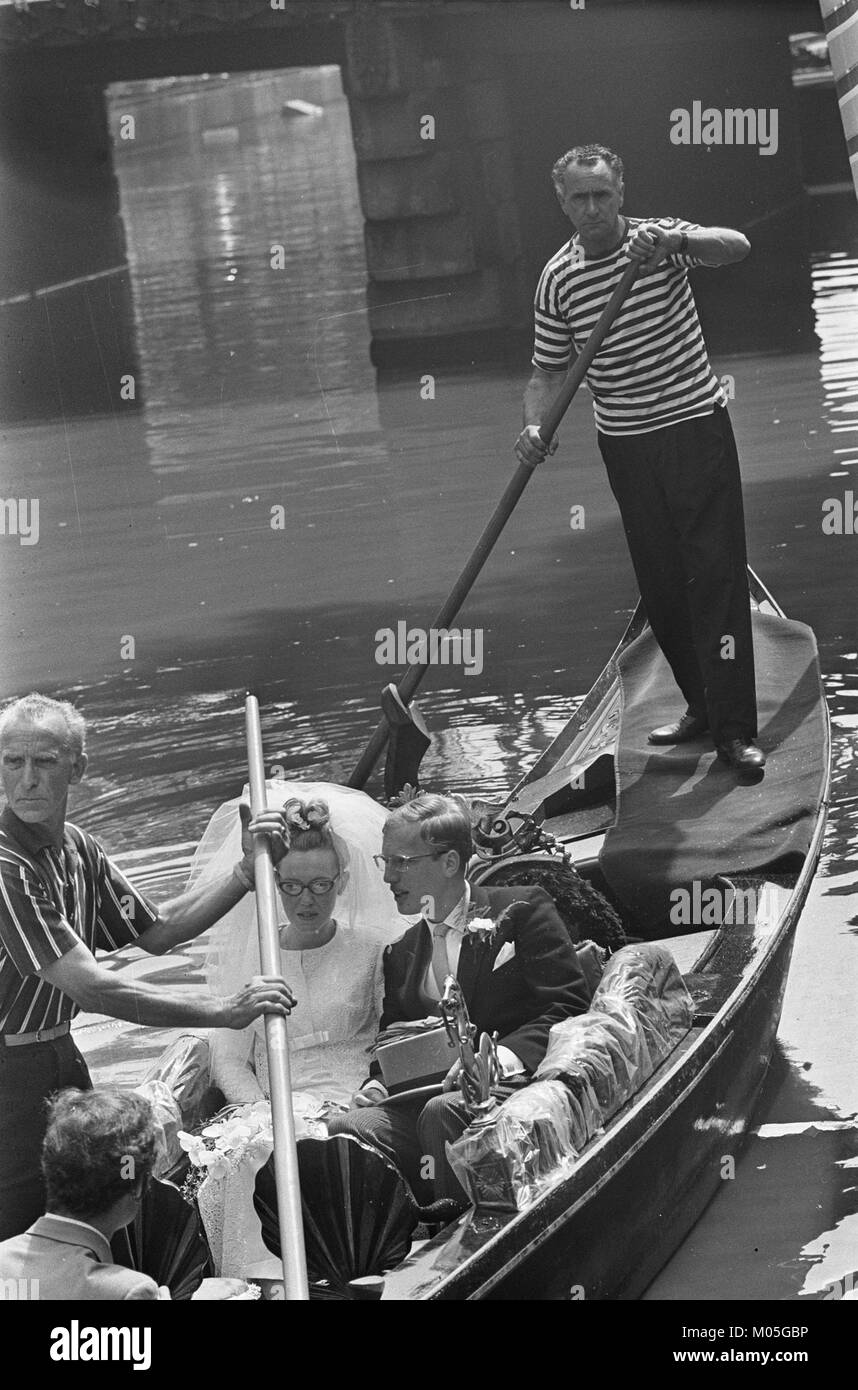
[{"xmin": 341, "ymin": 9, "xmax": 529, "ymax": 362}]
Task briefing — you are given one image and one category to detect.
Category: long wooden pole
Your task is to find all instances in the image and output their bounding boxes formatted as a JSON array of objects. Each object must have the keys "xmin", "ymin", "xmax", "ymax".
[
  {"xmin": 245, "ymin": 694, "xmax": 309, "ymax": 1301},
  {"xmin": 348, "ymin": 259, "xmax": 641, "ymax": 789}
]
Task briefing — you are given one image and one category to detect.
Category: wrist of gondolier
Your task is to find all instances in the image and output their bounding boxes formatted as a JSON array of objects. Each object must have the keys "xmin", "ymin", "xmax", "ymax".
[{"xmin": 232, "ymin": 859, "xmax": 255, "ymax": 892}]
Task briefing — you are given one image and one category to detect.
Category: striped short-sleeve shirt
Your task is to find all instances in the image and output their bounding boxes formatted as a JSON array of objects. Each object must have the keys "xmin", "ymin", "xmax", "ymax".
[
  {"xmin": 0, "ymin": 807, "xmax": 157, "ymax": 1035},
  {"xmin": 532, "ymin": 216, "xmax": 727, "ymax": 436}
]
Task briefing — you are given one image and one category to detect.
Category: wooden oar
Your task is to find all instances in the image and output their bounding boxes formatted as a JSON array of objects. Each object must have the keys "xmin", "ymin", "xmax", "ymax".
[
  {"xmin": 245, "ymin": 694, "xmax": 309, "ymax": 1301},
  {"xmin": 348, "ymin": 258, "xmax": 641, "ymax": 789}
]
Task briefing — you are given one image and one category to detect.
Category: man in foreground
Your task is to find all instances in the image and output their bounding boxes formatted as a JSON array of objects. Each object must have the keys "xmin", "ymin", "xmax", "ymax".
[
  {"xmin": 328, "ymin": 792, "xmax": 589, "ymax": 1203},
  {"xmin": 0, "ymin": 692, "xmax": 293, "ymax": 1239},
  {"xmin": 0, "ymin": 1087, "xmax": 244, "ymax": 1299},
  {"xmin": 516, "ymin": 143, "xmax": 764, "ymax": 778}
]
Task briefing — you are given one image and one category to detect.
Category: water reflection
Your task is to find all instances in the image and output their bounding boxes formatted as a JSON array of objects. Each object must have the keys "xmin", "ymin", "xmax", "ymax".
[
  {"xmin": 812, "ymin": 251, "xmax": 858, "ymax": 455},
  {"xmin": 115, "ymin": 68, "xmax": 375, "ymax": 416}
]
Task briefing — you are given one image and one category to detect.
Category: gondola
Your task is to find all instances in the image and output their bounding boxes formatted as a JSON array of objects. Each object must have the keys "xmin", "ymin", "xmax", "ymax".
[
  {"xmin": 122, "ymin": 565, "xmax": 829, "ymax": 1301},
  {"xmin": 375, "ymin": 568, "xmax": 830, "ymax": 1300}
]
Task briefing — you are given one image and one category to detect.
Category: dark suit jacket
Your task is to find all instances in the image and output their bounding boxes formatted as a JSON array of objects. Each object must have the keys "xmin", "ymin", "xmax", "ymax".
[
  {"xmin": 0, "ymin": 1215, "xmax": 160, "ymax": 1300},
  {"xmin": 373, "ymin": 883, "xmax": 589, "ymax": 1078}
]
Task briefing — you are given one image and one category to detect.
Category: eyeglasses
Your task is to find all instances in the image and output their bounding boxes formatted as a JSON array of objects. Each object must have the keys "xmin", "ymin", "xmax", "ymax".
[
  {"xmin": 276, "ymin": 876, "xmax": 339, "ymax": 897},
  {"xmin": 373, "ymin": 851, "xmax": 445, "ymax": 873}
]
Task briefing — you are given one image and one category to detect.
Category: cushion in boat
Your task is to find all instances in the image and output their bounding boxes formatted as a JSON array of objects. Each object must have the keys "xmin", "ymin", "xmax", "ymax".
[
  {"xmin": 447, "ymin": 944, "xmax": 693, "ymax": 1211},
  {"xmin": 472, "ymin": 855, "xmax": 627, "ymax": 953},
  {"xmin": 537, "ymin": 943, "xmax": 693, "ymax": 1106},
  {"xmin": 138, "ymin": 1032, "xmax": 222, "ymax": 1132}
]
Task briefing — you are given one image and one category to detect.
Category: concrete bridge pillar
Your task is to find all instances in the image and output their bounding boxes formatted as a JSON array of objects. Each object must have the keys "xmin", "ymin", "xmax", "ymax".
[
  {"xmin": 0, "ymin": 75, "xmax": 138, "ymax": 421},
  {"xmin": 341, "ymin": 9, "xmax": 529, "ymax": 364}
]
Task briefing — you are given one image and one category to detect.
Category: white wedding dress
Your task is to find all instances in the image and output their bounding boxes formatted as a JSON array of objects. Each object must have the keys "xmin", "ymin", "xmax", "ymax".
[
  {"xmin": 198, "ymin": 926, "xmax": 386, "ymax": 1278},
  {"xmin": 188, "ymin": 780, "xmax": 407, "ymax": 1279}
]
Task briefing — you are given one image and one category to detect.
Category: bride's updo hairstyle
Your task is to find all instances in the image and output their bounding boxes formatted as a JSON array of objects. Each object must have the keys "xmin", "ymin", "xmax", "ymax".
[{"xmin": 281, "ymin": 797, "xmax": 350, "ymax": 874}]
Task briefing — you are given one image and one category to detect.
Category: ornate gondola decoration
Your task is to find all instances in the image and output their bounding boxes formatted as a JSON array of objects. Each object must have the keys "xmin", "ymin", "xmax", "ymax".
[
  {"xmin": 253, "ymin": 1136, "xmax": 418, "ymax": 1301},
  {"xmin": 438, "ymin": 976, "xmax": 501, "ymax": 1121},
  {"xmin": 109, "ymin": 1176, "xmax": 214, "ymax": 1301},
  {"xmin": 471, "ymin": 806, "xmax": 554, "ymax": 861}
]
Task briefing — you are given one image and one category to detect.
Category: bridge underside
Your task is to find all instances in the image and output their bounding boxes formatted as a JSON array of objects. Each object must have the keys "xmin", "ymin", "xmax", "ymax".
[{"xmin": 0, "ymin": 0, "xmax": 827, "ymax": 418}]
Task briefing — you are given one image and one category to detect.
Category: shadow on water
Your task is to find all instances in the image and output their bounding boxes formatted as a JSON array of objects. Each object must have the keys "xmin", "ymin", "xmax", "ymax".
[{"xmin": 644, "ymin": 1049, "xmax": 858, "ymax": 1302}]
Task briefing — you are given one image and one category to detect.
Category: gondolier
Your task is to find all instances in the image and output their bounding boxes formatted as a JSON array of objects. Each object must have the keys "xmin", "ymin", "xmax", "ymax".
[
  {"xmin": 516, "ymin": 143, "xmax": 764, "ymax": 777},
  {"xmin": 0, "ymin": 693, "xmax": 294, "ymax": 1240}
]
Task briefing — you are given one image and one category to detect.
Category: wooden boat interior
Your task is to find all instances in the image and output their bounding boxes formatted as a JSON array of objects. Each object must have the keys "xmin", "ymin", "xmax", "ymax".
[
  {"xmin": 378, "ymin": 871, "xmax": 806, "ymax": 1300},
  {"xmin": 373, "ymin": 570, "xmax": 829, "ymax": 1298}
]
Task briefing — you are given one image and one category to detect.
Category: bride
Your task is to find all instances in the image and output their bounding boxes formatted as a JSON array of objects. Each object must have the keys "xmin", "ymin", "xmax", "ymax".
[{"xmin": 185, "ymin": 779, "xmax": 407, "ymax": 1277}]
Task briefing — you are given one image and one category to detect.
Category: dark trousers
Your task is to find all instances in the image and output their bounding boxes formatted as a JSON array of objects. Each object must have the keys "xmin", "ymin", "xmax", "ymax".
[
  {"xmin": 598, "ymin": 405, "xmax": 757, "ymax": 744},
  {"xmin": 0, "ymin": 1034, "xmax": 92, "ymax": 1239},
  {"xmin": 327, "ymin": 1091, "xmax": 472, "ymax": 1203}
]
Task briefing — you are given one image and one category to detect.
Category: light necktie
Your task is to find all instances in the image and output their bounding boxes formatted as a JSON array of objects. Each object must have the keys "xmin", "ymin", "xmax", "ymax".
[{"xmin": 431, "ymin": 922, "xmax": 451, "ymax": 996}]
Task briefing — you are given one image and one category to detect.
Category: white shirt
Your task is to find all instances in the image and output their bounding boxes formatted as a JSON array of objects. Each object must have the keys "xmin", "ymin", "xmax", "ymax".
[
  {"xmin": 423, "ymin": 883, "xmax": 471, "ymax": 997},
  {"xmin": 423, "ymin": 885, "xmax": 524, "ymax": 1078}
]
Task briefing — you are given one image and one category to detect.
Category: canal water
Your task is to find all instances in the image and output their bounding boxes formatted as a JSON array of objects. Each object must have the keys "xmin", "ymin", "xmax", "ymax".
[{"xmin": 0, "ymin": 68, "xmax": 855, "ymax": 1300}]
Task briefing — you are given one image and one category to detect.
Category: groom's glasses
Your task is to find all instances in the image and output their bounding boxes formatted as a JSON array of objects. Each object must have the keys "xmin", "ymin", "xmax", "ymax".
[
  {"xmin": 373, "ymin": 851, "xmax": 444, "ymax": 873},
  {"xmin": 276, "ymin": 876, "xmax": 339, "ymax": 896}
]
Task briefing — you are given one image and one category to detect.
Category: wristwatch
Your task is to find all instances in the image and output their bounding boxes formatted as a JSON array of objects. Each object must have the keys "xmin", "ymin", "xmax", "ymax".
[{"xmin": 678, "ymin": 232, "xmax": 689, "ymax": 255}]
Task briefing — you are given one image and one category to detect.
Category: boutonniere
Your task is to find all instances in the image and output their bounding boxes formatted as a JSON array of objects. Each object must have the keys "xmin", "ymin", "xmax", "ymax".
[
  {"xmin": 464, "ymin": 899, "xmax": 527, "ymax": 948},
  {"xmin": 464, "ymin": 915, "xmax": 498, "ymax": 947}
]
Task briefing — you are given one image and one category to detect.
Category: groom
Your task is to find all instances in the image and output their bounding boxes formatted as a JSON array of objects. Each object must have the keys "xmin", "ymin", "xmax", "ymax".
[{"xmin": 327, "ymin": 792, "xmax": 589, "ymax": 1203}]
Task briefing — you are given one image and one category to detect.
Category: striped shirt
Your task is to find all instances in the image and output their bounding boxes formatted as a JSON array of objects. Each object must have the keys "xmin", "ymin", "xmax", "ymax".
[
  {"xmin": 0, "ymin": 807, "xmax": 156, "ymax": 1035},
  {"xmin": 532, "ymin": 216, "xmax": 727, "ymax": 435}
]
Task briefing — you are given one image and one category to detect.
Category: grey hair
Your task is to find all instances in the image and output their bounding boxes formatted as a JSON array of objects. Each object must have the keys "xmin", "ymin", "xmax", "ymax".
[
  {"xmin": 0, "ymin": 693, "xmax": 87, "ymax": 757},
  {"xmin": 551, "ymin": 143, "xmax": 625, "ymax": 199}
]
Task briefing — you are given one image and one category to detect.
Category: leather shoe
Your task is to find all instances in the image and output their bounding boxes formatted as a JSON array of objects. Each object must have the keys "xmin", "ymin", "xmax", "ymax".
[
  {"xmin": 716, "ymin": 739, "xmax": 766, "ymax": 778},
  {"xmin": 648, "ymin": 709, "xmax": 709, "ymax": 745}
]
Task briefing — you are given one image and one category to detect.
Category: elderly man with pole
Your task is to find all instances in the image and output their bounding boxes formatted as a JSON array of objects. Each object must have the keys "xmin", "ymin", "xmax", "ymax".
[
  {"xmin": 0, "ymin": 692, "xmax": 294, "ymax": 1243},
  {"xmin": 516, "ymin": 143, "xmax": 765, "ymax": 779}
]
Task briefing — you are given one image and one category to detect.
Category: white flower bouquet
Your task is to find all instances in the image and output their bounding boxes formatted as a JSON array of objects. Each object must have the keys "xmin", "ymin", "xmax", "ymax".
[
  {"xmin": 178, "ymin": 1101, "xmax": 275, "ymax": 1184},
  {"xmin": 178, "ymin": 1093, "xmax": 329, "ymax": 1199}
]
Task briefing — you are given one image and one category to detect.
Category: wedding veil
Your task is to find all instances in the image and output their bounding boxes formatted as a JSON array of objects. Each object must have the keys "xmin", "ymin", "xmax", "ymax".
[{"xmin": 193, "ymin": 779, "xmax": 407, "ymax": 1006}]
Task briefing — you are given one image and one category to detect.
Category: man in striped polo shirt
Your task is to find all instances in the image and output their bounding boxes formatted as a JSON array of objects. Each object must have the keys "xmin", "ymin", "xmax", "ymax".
[
  {"xmin": 0, "ymin": 693, "xmax": 294, "ymax": 1239},
  {"xmin": 515, "ymin": 143, "xmax": 764, "ymax": 778}
]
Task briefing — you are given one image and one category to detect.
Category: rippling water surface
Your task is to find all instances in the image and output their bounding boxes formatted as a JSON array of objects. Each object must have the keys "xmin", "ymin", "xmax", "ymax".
[{"xmin": 0, "ymin": 69, "xmax": 856, "ymax": 1300}]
